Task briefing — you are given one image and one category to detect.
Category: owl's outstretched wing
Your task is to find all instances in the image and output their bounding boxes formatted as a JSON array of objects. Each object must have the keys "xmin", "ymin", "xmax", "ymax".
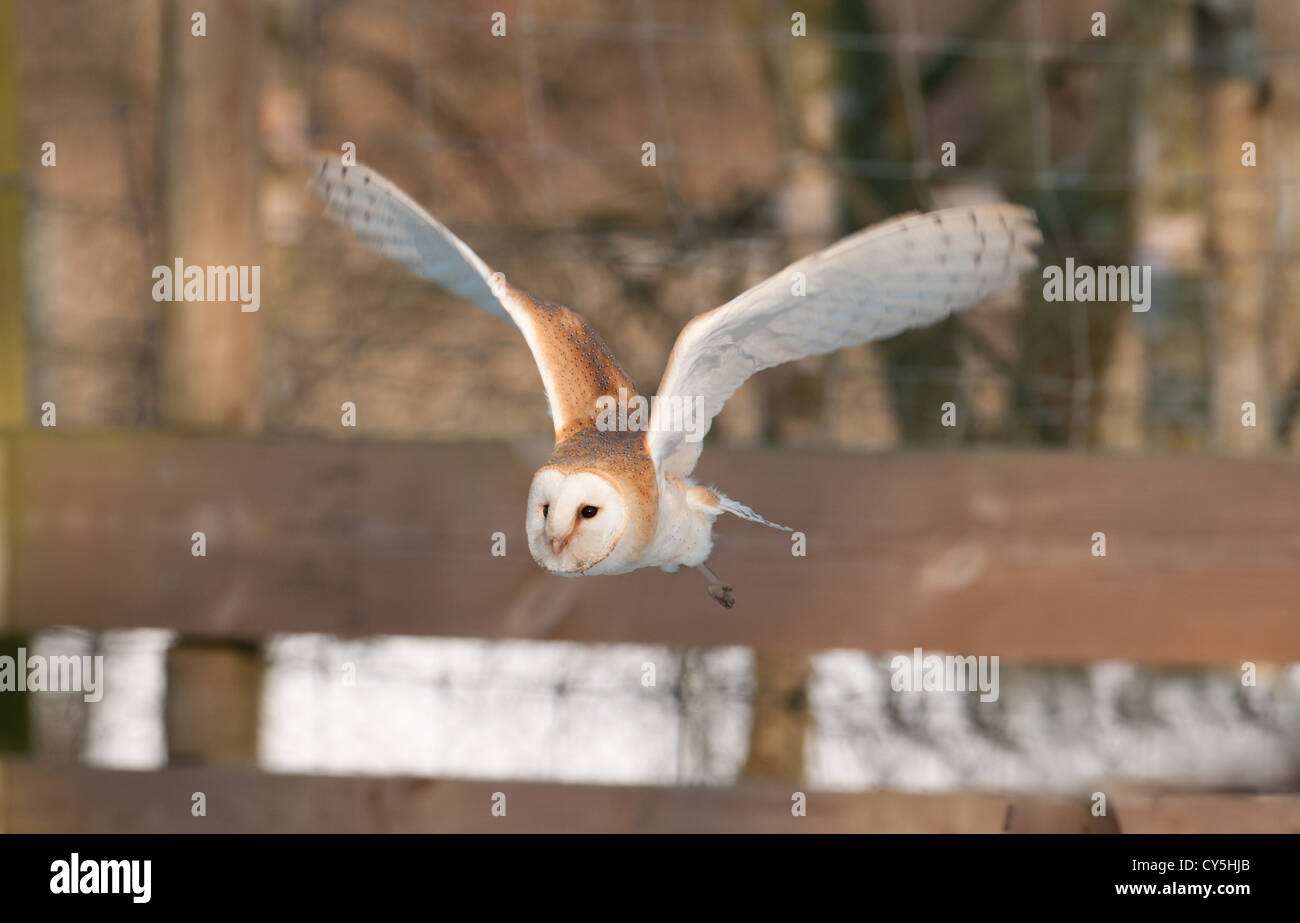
[
  {"xmin": 307, "ymin": 155, "xmax": 636, "ymax": 442},
  {"xmin": 648, "ymin": 203, "xmax": 1041, "ymax": 477}
]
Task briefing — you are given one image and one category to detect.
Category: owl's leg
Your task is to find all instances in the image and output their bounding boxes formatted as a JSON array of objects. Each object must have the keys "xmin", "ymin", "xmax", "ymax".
[{"xmin": 696, "ymin": 562, "xmax": 735, "ymax": 609}]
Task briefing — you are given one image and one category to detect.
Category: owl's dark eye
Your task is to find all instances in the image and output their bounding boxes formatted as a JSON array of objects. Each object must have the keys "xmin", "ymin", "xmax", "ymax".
[
  {"xmin": 580, "ymin": 505, "xmax": 599, "ymax": 519},
  {"xmin": 541, "ymin": 504, "xmax": 549, "ymax": 518}
]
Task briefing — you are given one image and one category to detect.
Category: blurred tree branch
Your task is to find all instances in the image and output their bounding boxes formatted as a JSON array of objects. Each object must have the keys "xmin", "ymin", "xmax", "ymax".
[{"xmin": 0, "ymin": 0, "xmax": 24, "ymax": 428}]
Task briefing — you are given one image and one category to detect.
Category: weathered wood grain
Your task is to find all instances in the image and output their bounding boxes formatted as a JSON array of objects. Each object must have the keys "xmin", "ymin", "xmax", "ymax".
[
  {"xmin": 1, "ymin": 762, "xmax": 1120, "ymax": 833},
  {"xmin": 9, "ymin": 432, "xmax": 1300, "ymax": 660}
]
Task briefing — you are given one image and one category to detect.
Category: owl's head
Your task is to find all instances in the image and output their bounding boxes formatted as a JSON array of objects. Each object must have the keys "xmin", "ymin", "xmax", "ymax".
[{"xmin": 526, "ymin": 467, "xmax": 628, "ymax": 574}]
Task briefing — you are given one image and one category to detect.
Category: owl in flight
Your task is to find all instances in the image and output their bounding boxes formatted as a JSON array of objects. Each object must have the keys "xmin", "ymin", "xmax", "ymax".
[{"xmin": 309, "ymin": 156, "xmax": 1040, "ymax": 607}]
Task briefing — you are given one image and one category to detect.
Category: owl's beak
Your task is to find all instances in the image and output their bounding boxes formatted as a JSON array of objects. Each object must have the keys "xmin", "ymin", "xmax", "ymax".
[{"xmin": 548, "ymin": 520, "xmax": 579, "ymax": 556}]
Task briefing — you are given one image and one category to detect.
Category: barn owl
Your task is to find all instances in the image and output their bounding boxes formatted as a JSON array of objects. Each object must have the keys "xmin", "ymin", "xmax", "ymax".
[{"xmin": 308, "ymin": 156, "xmax": 1040, "ymax": 607}]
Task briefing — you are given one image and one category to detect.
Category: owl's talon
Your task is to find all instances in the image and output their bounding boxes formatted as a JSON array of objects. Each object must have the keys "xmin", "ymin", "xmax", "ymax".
[
  {"xmin": 707, "ymin": 583, "xmax": 735, "ymax": 608},
  {"xmin": 697, "ymin": 562, "xmax": 735, "ymax": 607}
]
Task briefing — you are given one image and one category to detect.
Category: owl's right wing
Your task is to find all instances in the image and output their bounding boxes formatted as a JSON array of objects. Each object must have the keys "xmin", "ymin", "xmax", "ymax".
[
  {"xmin": 308, "ymin": 155, "xmax": 637, "ymax": 443},
  {"xmin": 648, "ymin": 203, "xmax": 1041, "ymax": 478}
]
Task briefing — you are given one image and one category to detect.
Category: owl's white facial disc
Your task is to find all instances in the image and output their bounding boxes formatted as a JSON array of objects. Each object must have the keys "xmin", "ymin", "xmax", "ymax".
[{"xmin": 526, "ymin": 468, "xmax": 628, "ymax": 574}]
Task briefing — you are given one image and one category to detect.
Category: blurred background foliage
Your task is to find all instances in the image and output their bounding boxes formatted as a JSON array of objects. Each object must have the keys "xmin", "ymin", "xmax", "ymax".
[{"xmin": 9, "ymin": 0, "xmax": 1300, "ymax": 456}]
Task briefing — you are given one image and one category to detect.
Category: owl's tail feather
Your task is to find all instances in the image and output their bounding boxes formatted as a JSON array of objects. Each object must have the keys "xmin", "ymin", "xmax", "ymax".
[{"xmin": 705, "ymin": 489, "xmax": 793, "ymax": 532}]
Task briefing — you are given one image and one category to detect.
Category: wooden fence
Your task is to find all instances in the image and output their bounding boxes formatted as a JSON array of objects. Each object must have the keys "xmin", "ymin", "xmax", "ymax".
[
  {"xmin": 6, "ymin": 432, "xmax": 1300, "ymax": 658},
  {"xmin": 2, "ymin": 431, "xmax": 1299, "ymax": 833},
  {"xmin": 4, "ymin": 764, "xmax": 1299, "ymax": 833}
]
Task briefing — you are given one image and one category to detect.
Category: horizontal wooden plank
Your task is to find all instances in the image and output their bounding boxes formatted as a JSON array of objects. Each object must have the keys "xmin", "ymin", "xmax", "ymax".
[
  {"xmin": 1111, "ymin": 792, "xmax": 1300, "ymax": 834},
  {"xmin": 9, "ymin": 432, "xmax": 1300, "ymax": 660},
  {"xmin": 1, "ymin": 762, "xmax": 1118, "ymax": 833},
  {"xmin": 8, "ymin": 763, "xmax": 1295, "ymax": 833}
]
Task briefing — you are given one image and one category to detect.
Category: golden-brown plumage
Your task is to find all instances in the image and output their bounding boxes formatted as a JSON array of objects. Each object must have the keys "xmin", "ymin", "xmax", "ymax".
[{"xmin": 498, "ymin": 285, "xmax": 638, "ymax": 442}]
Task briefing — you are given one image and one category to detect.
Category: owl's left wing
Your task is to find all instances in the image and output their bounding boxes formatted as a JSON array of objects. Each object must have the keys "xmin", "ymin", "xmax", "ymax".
[
  {"xmin": 308, "ymin": 155, "xmax": 637, "ymax": 442},
  {"xmin": 648, "ymin": 203, "xmax": 1041, "ymax": 477}
]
